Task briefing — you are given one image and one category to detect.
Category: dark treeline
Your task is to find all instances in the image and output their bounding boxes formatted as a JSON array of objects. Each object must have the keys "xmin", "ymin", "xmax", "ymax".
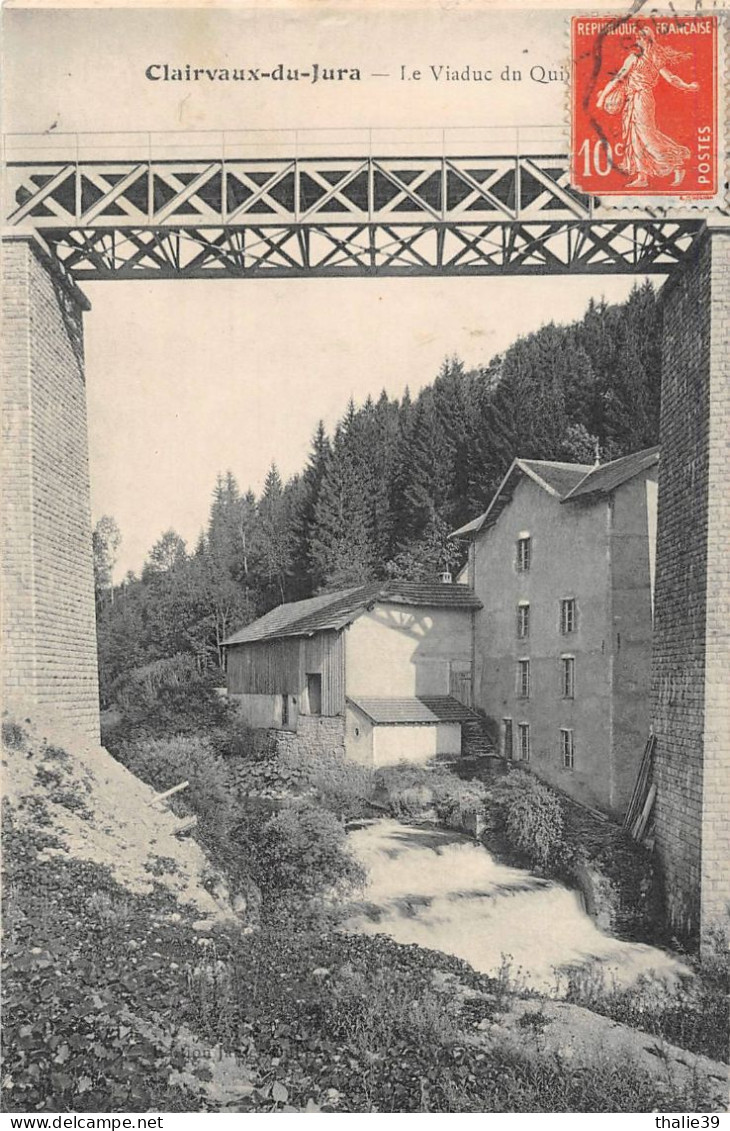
[{"xmin": 95, "ymin": 281, "xmax": 662, "ymax": 703}]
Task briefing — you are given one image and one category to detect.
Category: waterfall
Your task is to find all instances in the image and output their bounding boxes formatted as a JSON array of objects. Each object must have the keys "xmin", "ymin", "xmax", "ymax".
[{"xmin": 343, "ymin": 819, "xmax": 688, "ymax": 995}]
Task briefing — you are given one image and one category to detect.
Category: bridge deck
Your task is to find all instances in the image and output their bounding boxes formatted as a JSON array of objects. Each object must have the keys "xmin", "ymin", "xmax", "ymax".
[{"xmin": 3, "ymin": 129, "xmax": 712, "ymax": 278}]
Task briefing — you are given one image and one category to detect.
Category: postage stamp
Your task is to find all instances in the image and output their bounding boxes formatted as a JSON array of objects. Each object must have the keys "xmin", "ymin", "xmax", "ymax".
[{"xmin": 570, "ymin": 14, "xmax": 719, "ymax": 199}]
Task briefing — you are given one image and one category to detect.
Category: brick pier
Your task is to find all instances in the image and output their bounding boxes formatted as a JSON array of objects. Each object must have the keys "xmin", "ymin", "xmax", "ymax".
[
  {"xmin": 1, "ymin": 234, "xmax": 100, "ymax": 746},
  {"xmin": 651, "ymin": 223, "xmax": 730, "ymax": 941}
]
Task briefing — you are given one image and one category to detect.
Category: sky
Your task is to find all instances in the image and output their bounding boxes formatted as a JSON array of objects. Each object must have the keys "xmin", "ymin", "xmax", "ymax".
[
  {"xmin": 82, "ymin": 273, "xmax": 643, "ymax": 577},
  {"xmin": 5, "ymin": 2, "xmax": 651, "ymax": 576}
]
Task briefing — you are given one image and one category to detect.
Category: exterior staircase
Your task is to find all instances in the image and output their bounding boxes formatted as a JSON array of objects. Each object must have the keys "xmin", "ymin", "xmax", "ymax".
[{"xmin": 460, "ymin": 713, "xmax": 497, "ymax": 759}]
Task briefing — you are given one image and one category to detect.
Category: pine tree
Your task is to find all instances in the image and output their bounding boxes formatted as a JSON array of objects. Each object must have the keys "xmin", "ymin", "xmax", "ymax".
[
  {"xmin": 290, "ymin": 421, "xmax": 331, "ymax": 597},
  {"xmin": 310, "ymin": 418, "xmax": 377, "ymax": 589}
]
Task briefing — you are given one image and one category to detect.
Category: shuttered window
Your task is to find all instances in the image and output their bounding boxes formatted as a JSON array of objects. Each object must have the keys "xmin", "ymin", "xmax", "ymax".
[
  {"xmin": 518, "ymin": 723, "xmax": 531, "ymax": 762},
  {"xmin": 561, "ymin": 728, "xmax": 575, "ymax": 770}
]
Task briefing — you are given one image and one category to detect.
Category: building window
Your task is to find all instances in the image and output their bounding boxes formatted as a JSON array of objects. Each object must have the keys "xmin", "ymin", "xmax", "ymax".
[
  {"xmin": 517, "ymin": 535, "xmax": 531, "ymax": 572},
  {"xmin": 516, "ymin": 602, "xmax": 530, "ymax": 639},
  {"xmin": 561, "ymin": 728, "xmax": 575, "ymax": 770},
  {"xmin": 561, "ymin": 656, "xmax": 575, "ymax": 699},
  {"xmin": 502, "ymin": 718, "xmax": 513, "ymax": 759},
  {"xmin": 518, "ymin": 723, "xmax": 531, "ymax": 762},
  {"xmin": 560, "ymin": 598, "xmax": 576, "ymax": 634},
  {"xmin": 517, "ymin": 659, "xmax": 530, "ymax": 699}
]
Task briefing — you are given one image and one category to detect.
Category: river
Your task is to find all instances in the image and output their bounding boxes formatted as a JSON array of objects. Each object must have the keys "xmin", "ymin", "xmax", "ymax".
[{"xmin": 343, "ymin": 819, "xmax": 689, "ymax": 994}]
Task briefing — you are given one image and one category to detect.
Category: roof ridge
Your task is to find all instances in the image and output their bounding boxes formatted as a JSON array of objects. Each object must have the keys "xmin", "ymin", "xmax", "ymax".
[
  {"xmin": 521, "ymin": 458, "xmax": 594, "ymax": 470},
  {"xmin": 583, "ymin": 444, "xmax": 659, "ymax": 475}
]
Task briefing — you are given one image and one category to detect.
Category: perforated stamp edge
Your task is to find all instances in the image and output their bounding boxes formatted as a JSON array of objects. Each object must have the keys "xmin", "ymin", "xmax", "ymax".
[{"xmin": 564, "ymin": 7, "xmax": 728, "ymax": 214}]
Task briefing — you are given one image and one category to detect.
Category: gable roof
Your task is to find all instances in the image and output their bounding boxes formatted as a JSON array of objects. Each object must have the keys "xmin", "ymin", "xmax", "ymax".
[
  {"xmin": 347, "ymin": 695, "xmax": 476, "ymax": 725},
  {"xmin": 519, "ymin": 459, "xmax": 594, "ymax": 498},
  {"xmin": 223, "ymin": 579, "xmax": 481, "ymax": 646},
  {"xmin": 561, "ymin": 445, "xmax": 659, "ymax": 500},
  {"xmin": 450, "ymin": 446, "xmax": 659, "ymax": 540}
]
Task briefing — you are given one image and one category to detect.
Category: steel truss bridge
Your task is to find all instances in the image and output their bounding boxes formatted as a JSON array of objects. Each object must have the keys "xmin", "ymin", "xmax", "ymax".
[{"xmin": 3, "ymin": 128, "xmax": 714, "ymax": 279}]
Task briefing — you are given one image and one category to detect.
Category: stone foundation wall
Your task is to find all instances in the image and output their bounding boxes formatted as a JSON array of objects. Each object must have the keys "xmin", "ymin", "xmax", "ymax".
[
  {"xmin": 1, "ymin": 236, "xmax": 100, "ymax": 746},
  {"xmin": 651, "ymin": 226, "xmax": 730, "ymax": 940},
  {"xmin": 272, "ymin": 715, "xmax": 346, "ymax": 762}
]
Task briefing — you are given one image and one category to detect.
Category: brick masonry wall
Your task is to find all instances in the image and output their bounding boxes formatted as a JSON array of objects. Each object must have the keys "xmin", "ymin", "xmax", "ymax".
[
  {"xmin": 2, "ymin": 236, "xmax": 100, "ymax": 746},
  {"xmin": 652, "ymin": 227, "xmax": 730, "ymax": 941},
  {"xmin": 700, "ymin": 228, "xmax": 730, "ymax": 940}
]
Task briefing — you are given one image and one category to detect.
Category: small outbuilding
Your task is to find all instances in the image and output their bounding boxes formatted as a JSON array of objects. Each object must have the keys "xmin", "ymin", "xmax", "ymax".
[{"xmin": 222, "ymin": 579, "xmax": 482, "ymax": 767}]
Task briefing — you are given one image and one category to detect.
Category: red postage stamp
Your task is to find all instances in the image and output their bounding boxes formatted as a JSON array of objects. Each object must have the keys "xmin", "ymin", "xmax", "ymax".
[{"xmin": 571, "ymin": 14, "xmax": 719, "ymax": 198}]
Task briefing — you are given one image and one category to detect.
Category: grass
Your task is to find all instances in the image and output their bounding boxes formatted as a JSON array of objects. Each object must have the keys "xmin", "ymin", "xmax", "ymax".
[{"xmin": 560, "ymin": 949, "xmax": 729, "ymax": 1065}]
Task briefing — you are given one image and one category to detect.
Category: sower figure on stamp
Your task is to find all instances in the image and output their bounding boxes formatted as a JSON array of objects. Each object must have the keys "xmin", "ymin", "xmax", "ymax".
[{"xmin": 596, "ymin": 24, "xmax": 699, "ymax": 189}]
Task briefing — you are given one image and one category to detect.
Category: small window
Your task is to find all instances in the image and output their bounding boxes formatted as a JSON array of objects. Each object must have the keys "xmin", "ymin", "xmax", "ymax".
[
  {"xmin": 517, "ymin": 536, "xmax": 531, "ymax": 572},
  {"xmin": 517, "ymin": 658, "xmax": 530, "ymax": 699},
  {"xmin": 502, "ymin": 718, "xmax": 513, "ymax": 760},
  {"xmin": 281, "ymin": 695, "xmax": 289, "ymax": 727},
  {"xmin": 306, "ymin": 672, "xmax": 322, "ymax": 715},
  {"xmin": 561, "ymin": 728, "xmax": 575, "ymax": 770},
  {"xmin": 561, "ymin": 656, "xmax": 575, "ymax": 699},
  {"xmin": 518, "ymin": 723, "xmax": 531, "ymax": 762},
  {"xmin": 516, "ymin": 602, "xmax": 530, "ymax": 639},
  {"xmin": 561, "ymin": 598, "xmax": 576, "ymax": 634}
]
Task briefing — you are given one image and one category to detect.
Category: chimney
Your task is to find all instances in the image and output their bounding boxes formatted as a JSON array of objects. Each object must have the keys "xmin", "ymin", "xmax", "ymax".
[{"xmin": 440, "ymin": 569, "xmax": 453, "ymax": 584}]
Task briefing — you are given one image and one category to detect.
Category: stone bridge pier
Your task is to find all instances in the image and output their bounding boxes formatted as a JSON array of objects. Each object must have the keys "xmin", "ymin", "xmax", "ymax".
[
  {"xmin": 2, "ymin": 234, "xmax": 100, "ymax": 747},
  {"xmin": 0, "ymin": 221, "xmax": 728, "ymax": 940}
]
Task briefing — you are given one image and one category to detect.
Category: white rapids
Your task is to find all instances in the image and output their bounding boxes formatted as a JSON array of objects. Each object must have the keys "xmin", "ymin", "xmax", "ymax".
[{"xmin": 343, "ymin": 819, "xmax": 690, "ymax": 994}]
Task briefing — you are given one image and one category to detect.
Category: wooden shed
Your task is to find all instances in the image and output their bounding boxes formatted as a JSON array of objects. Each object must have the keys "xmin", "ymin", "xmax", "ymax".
[{"xmin": 223, "ymin": 580, "xmax": 482, "ymax": 766}]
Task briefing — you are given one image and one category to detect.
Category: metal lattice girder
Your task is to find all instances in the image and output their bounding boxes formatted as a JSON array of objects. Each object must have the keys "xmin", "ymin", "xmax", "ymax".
[
  {"xmin": 3, "ymin": 143, "xmax": 710, "ymax": 277},
  {"xmin": 6, "ymin": 155, "xmax": 599, "ymax": 226},
  {"xmin": 33, "ymin": 219, "xmax": 703, "ymax": 279}
]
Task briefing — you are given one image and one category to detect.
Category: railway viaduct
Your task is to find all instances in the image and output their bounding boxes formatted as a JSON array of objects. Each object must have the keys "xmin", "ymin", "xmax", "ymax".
[{"xmin": 2, "ymin": 128, "xmax": 728, "ymax": 939}]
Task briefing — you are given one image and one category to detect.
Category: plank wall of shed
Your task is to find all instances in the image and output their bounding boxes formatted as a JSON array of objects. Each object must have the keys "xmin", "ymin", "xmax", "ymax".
[{"xmin": 227, "ymin": 630, "xmax": 345, "ymax": 716}]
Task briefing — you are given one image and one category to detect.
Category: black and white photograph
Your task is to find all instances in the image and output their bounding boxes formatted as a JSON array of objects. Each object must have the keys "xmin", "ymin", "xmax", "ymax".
[{"xmin": 2, "ymin": 0, "xmax": 729, "ymax": 1117}]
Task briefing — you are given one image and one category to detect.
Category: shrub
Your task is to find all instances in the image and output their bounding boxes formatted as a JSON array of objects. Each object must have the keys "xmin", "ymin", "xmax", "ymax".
[
  {"xmin": 103, "ymin": 664, "xmax": 230, "ymax": 744},
  {"xmin": 374, "ymin": 763, "xmax": 488, "ymax": 825},
  {"xmin": 374, "ymin": 764, "xmax": 436, "ymax": 818},
  {"xmin": 1, "ymin": 720, "xmax": 27, "ymax": 751},
  {"xmin": 111, "ymin": 734, "xmax": 232, "ymax": 824},
  {"xmin": 109, "ymin": 734, "xmax": 253, "ymax": 899},
  {"xmin": 488, "ymin": 770, "xmax": 565, "ymax": 871},
  {"xmin": 238, "ymin": 802, "xmax": 365, "ymax": 898},
  {"xmin": 291, "ymin": 748, "xmax": 374, "ymax": 820},
  {"xmin": 432, "ymin": 776, "xmax": 488, "ymax": 827}
]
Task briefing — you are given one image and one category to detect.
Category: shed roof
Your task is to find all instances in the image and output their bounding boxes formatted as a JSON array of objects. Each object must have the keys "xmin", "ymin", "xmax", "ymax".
[
  {"xmin": 223, "ymin": 579, "xmax": 481, "ymax": 646},
  {"xmin": 450, "ymin": 446, "xmax": 659, "ymax": 540},
  {"xmin": 347, "ymin": 695, "xmax": 476, "ymax": 725}
]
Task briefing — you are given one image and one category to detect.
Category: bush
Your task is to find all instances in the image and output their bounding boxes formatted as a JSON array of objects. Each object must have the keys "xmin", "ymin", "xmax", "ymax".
[
  {"xmin": 103, "ymin": 663, "xmax": 230, "ymax": 744},
  {"xmin": 488, "ymin": 770, "xmax": 565, "ymax": 871},
  {"xmin": 109, "ymin": 734, "xmax": 254, "ymax": 900},
  {"xmin": 111, "ymin": 733, "xmax": 232, "ymax": 823},
  {"xmin": 374, "ymin": 763, "xmax": 487, "ymax": 823},
  {"xmin": 238, "ymin": 802, "xmax": 366, "ymax": 898},
  {"xmin": 292, "ymin": 748, "xmax": 374, "ymax": 820}
]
